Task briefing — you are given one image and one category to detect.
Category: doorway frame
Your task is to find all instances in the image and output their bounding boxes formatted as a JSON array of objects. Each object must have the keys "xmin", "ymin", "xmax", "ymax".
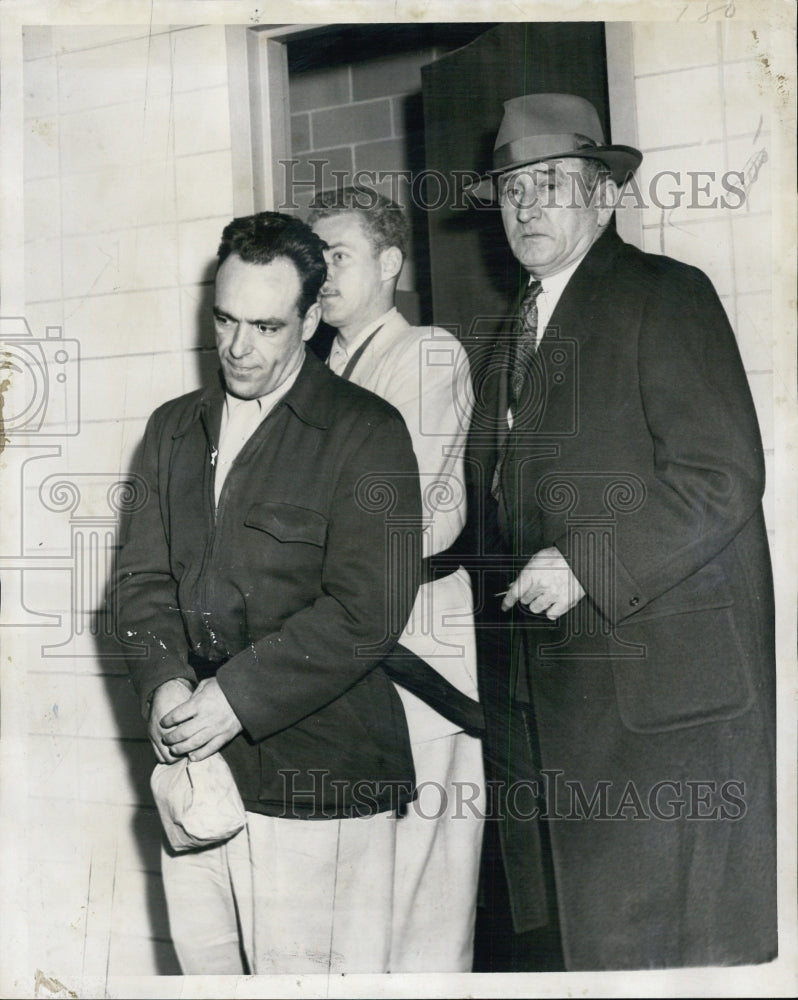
[
  {"xmin": 225, "ymin": 24, "xmax": 326, "ymax": 217},
  {"xmin": 225, "ymin": 22, "xmax": 641, "ymax": 246}
]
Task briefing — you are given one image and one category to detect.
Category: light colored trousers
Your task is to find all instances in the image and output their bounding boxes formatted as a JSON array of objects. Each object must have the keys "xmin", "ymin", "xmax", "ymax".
[
  {"xmin": 162, "ymin": 809, "xmax": 397, "ymax": 974},
  {"xmin": 161, "ymin": 733, "xmax": 485, "ymax": 974},
  {"xmin": 390, "ymin": 729, "xmax": 485, "ymax": 972}
]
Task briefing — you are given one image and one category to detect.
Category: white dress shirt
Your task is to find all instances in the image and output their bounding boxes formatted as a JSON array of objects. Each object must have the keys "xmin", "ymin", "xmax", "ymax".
[
  {"xmin": 327, "ymin": 307, "xmax": 398, "ymax": 376},
  {"xmin": 507, "ymin": 254, "xmax": 585, "ymax": 427},
  {"xmin": 533, "ymin": 255, "xmax": 584, "ymax": 345},
  {"xmin": 214, "ymin": 366, "xmax": 301, "ymax": 506}
]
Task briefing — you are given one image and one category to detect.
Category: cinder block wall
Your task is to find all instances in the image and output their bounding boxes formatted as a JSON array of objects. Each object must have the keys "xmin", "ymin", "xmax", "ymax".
[
  {"xmin": 14, "ymin": 19, "xmax": 780, "ymax": 986},
  {"xmin": 286, "ymin": 37, "xmax": 462, "ymax": 318},
  {"xmin": 22, "ymin": 23, "xmax": 236, "ymax": 978},
  {"xmin": 625, "ymin": 19, "xmax": 775, "ymax": 534},
  {"xmin": 288, "ymin": 46, "xmax": 436, "ymax": 198}
]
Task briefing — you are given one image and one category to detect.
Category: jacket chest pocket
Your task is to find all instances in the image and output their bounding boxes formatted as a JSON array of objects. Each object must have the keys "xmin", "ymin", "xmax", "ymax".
[{"xmin": 244, "ymin": 501, "xmax": 328, "ymax": 547}]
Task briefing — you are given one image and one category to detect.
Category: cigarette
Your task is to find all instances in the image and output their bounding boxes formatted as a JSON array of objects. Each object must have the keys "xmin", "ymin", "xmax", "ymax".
[{"xmin": 494, "ymin": 589, "xmax": 509, "ymax": 597}]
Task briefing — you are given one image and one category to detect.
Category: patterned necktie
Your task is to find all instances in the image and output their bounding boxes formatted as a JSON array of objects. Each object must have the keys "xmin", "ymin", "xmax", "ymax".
[
  {"xmin": 510, "ymin": 279, "xmax": 543, "ymax": 409},
  {"xmin": 491, "ymin": 279, "xmax": 543, "ymax": 507}
]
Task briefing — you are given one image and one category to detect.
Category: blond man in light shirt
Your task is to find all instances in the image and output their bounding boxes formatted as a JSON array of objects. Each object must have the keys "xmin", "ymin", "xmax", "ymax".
[{"xmin": 309, "ymin": 187, "xmax": 485, "ymax": 973}]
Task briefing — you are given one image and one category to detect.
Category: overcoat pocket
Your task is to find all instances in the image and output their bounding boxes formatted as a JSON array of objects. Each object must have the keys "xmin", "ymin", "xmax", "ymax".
[{"xmin": 611, "ymin": 564, "xmax": 755, "ymax": 733}]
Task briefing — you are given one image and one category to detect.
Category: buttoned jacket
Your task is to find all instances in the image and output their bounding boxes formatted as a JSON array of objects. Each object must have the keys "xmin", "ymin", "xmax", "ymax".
[{"xmin": 468, "ymin": 227, "xmax": 776, "ymax": 967}]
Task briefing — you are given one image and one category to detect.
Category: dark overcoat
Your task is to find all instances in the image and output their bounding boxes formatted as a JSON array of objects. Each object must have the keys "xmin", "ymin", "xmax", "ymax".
[{"xmin": 469, "ymin": 228, "xmax": 776, "ymax": 969}]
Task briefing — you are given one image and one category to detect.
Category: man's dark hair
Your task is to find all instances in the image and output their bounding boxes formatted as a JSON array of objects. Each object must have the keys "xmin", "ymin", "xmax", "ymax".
[
  {"xmin": 307, "ymin": 186, "xmax": 409, "ymax": 259},
  {"xmin": 217, "ymin": 212, "xmax": 327, "ymax": 317}
]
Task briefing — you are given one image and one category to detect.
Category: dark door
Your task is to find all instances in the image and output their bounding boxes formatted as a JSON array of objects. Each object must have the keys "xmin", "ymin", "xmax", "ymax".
[{"xmin": 421, "ymin": 22, "xmax": 610, "ymax": 341}]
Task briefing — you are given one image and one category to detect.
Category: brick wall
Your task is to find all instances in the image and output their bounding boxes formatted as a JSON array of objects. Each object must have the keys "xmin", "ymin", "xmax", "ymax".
[
  {"xmin": 287, "ymin": 40, "xmax": 458, "ymax": 317},
  {"xmin": 288, "ymin": 46, "xmax": 436, "ymax": 194}
]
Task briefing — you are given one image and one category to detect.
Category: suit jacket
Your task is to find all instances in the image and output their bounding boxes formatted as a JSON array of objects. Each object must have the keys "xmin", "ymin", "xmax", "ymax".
[
  {"xmin": 115, "ymin": 350, "xmax": 422, "ymax": 818},
  {"xmin": 329, "ymin": 308, "xmax": 479, "ymax": 742},
  {"xmin": 468, "ymin": 228, "xmax": 776, "ymax": 968}
]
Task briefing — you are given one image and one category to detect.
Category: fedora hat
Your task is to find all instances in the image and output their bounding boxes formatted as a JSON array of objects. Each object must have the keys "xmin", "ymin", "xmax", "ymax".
[{"xmin": 467, "ymin": 92, "xmax": 642, "ymax": 203}]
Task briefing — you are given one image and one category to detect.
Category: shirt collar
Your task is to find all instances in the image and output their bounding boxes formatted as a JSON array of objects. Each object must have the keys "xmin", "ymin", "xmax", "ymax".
[
  {"xmin": 223, "ymin": 360, "xmax": 302, "ymax": 416},
  {"xmin": 536, "ymin": 254, "xmax": 585, "ymax": 300},
  {"xmin": 331, "ymin": 307, "xmax": 397, "ymax": 360}
]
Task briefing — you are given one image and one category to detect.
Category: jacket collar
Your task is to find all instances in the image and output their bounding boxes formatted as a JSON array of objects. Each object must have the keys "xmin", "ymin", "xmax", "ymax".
[
  {"xmin": 487, "ymin": 227, "xmax": 625, "ymax": 450},
  {"xmin": 280, "ymin": 349, "xmax": 334, "ymax": 429},
  {"xmin": 543, "ymin": 226, "xmax": 625, "ymax": 345},
  {"xmin": 172, "ymin": 348, "xmax": 333, "ymax": 441},
  {"xmin": 571, "ymin": 224, "xmax": 624, "ymax": 282}
]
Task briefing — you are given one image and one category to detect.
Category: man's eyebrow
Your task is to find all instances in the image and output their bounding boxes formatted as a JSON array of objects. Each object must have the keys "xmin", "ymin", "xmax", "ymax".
[
  {"xmin": 213, "ymin": 307, "xmax": 286, "ymax": 327},
  {"xmin": 248, "ymin": 316, "xmax": 286, "ymax": 327},
  {"xmin": 501, "ymin": 165, "xmax": 553, "ymax": 185},
  {"xmin": 323, "ymin": 240, "xmax": 350, "ymax": 251}
]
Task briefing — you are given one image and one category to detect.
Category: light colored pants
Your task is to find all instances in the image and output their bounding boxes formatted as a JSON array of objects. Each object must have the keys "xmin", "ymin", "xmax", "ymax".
[
  {"xmin": 390, "ymin": 730, "xmax": 485, "ymax": 972},
  {"xmin": 162, "ymin": 810, "xmax": 397, "ymax": 975}
]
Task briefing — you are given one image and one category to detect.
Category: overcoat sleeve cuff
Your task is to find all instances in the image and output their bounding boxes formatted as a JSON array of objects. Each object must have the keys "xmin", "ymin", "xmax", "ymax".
[{"xmin": 553, "ymin": 533, "xmax": 649, "ymax": 626}]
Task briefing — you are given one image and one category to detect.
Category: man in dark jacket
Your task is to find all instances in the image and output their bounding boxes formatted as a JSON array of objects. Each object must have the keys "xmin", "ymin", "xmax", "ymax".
[
  {"xmin": 467, "ymin": 94, "xmax": 776, "ymax": 971},
  {"xmin": 115, "ymin": 212, "xmax": 422, "ymax": 975}
]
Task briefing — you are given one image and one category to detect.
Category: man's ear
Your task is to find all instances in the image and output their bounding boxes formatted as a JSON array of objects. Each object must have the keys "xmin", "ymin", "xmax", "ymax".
[
  {"xmin": 301, "ymin": 301, "xmax": 321, "ymax": 342},
  {"xmin": 597, "ymin": 177, "xmax": 619, "ymax": 228},
  {"xmin": 379, "ymin": 245, "xmax": 403, "ymax": 283}
]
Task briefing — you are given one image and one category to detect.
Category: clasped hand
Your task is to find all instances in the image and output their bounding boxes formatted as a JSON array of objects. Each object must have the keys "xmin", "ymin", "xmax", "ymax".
[
  {"xmin": 501, "ymin": 546, "xmax": 585, "ymax": 620},
  {"xmin": 148, "ymin": 676, "xmax": 242, "ymax": 763}
]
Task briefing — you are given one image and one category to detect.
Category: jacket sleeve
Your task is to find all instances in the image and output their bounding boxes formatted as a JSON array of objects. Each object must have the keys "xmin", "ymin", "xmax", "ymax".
[
  {"xmin": 214, "ymin": 411, "xmax": 422, "ymax": 741},
  {"xmin": 558, "ymin": 263, "xmax": 766, "ymax": 625},
  {"xmin": 114, "ymin": 405, "xmax": 198, "ymax": 715}
]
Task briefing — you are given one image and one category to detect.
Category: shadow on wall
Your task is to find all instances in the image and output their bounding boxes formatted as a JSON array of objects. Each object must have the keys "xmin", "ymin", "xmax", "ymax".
[
  {"xmin": 192, "ymin": 259, "xmax": 224, "ymax": 390},
  {"xmin": 91, "ymin": 259, "xmax": 220, "ymax": 974},
  {"xmin": 93, "ymin": 596, "xmax": 181, "ymax": 973},
  {"xmin": 397, "ymin": 90, "xmax": 433, "ymax": 325}
]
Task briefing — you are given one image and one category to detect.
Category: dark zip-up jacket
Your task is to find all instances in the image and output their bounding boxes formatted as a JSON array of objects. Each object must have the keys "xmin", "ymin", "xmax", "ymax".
[{"xmin": 115, "ymin": 350, "xmax": 422, "ymax": 817}]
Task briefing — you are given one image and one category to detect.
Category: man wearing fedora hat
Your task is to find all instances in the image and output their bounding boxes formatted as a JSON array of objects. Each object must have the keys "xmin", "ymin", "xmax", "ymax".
[{"xmin": 467, "ymin": 93, "xmax": 776, "ymax": 970}]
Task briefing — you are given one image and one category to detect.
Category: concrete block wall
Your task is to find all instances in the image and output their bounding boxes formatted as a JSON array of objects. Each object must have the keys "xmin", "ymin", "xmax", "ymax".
[
  {"xmin": 10, "ymin": 19, "xmax": 784, "ymax": 987},
  {"xmin": 287, "ymin": 43, "xmax": 449, "ymax": 308},
  {"xmin": 624, "ymin": 19, "xmax": 775, "ymax": 534},
  {"xmin": 20, "ymin": 22, "xmax": 236, "ymax": 979},
  {"xmin": 288, "ymin": 46, "xmax": 437, "ymax": 202}
]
